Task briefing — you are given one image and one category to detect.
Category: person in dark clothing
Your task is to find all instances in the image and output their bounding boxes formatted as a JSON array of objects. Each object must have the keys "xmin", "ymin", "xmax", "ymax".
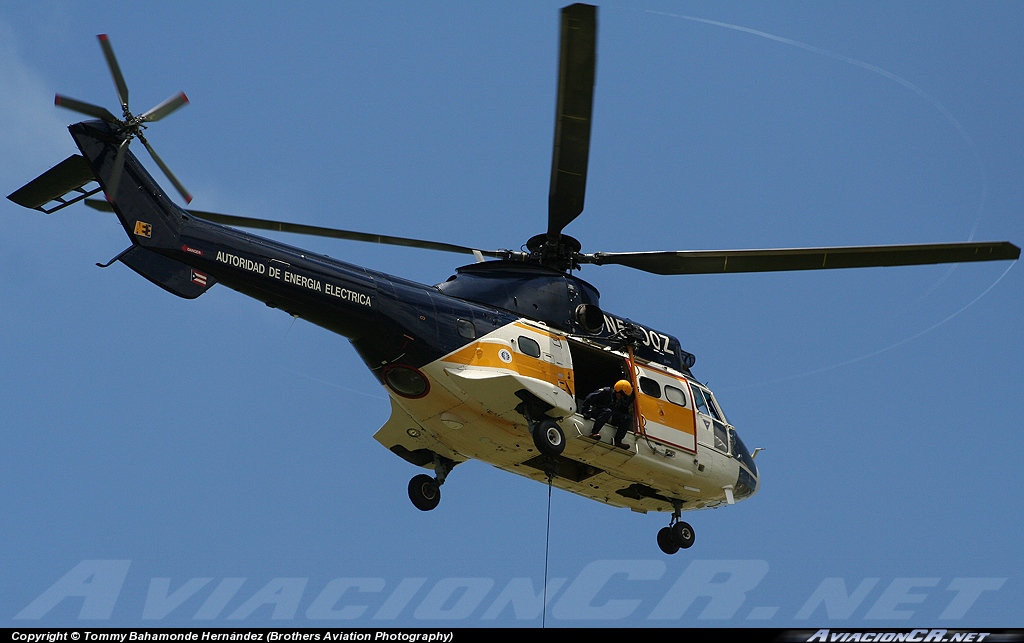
[{"xmin": 581, "ymin": 379, "xmax": 635, "ymax": 449}]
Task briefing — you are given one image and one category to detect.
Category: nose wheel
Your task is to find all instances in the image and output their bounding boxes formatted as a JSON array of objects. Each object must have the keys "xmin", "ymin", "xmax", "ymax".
[
  {"xmin": 657, "ymin": 521, "xmax": 695, "ymax": 554},
  {"xmin": 658, "ymin": 502, "xmax": 695, "ymax": 554}
]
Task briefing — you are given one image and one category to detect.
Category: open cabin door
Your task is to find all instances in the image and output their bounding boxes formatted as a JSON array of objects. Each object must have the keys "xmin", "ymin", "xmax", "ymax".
[
  {"xmin": 566, "ymin": 339, "xmax": 697, "ymax": 453},
  {"xmin": 566, "ymin": 338, "xmax": 631, "ymax": 408}
]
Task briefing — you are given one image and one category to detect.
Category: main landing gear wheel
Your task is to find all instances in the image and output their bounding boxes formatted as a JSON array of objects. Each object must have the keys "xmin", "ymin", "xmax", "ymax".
[
  {"xmin": 672, "ymin": 521, "xmax": 695, "ymax": 549},
  {"xmin": 657, "ymin": 527, "xmax": 679, "ymax": 555},
  {"xmin": 658, "ymin": 499, "xmax": 695, "ymax": 554},
  {"xmin": 532, "ymin": 419, "xmax": 565, "ymax": 456},
  {"xmin": 408, "ymin": 474, "xmax": 441, "ymax": 511},
  {"xmin": 657, "ymin": 522, "xmax": 695, "ymax": 554}
]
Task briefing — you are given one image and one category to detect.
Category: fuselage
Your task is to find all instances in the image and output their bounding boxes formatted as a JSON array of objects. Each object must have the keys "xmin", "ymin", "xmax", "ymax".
[{"xmin": 72, "ymin": 118, "xmax": 760, "ymax": 515}]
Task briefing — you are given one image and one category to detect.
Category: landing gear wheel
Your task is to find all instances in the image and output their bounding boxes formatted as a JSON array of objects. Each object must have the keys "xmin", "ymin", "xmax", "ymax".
[
  {"xmin": 657, "ymin": 527, "xmax": 680, "ymax": 555},
  {"xmin": 532, "ymin": 419, "xmax": 565, "ymax": 456},
  {"xmin": 408, "ymin": 474, "xmax": 441, "ymax": 511},
  {"xmin": 672, "ymin": 521, "xmax": 695, "ymax": 549}
]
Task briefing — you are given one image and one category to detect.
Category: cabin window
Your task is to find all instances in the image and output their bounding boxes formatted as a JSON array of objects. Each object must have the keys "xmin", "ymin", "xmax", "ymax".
[
  {"xmin": 638, "ymin": 376, "xmax": 661, "ymax": 398},
  {"xmin": 665, "ymin": 384, "xmax": 687, "ymax": 407},
  {"xmin": 517, "ymin": 336, "xmax": 541, "ymax": 358},
  {"xmin": 456, "ymin": 319, "xmax": 476, "ymax": 339}
]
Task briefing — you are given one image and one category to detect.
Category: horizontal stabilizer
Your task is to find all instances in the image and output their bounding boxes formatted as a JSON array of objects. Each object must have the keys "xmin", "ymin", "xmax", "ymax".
[
  {"xmin": 7, "ymin": 155, "xmax": 101, "ymax": 213},
  {"xmin": 119, "ymin": 245, "xmax": 216, "ymax": 299}
]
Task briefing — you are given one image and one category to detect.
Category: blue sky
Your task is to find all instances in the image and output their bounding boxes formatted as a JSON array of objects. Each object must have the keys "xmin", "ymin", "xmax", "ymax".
[{"xmin": 1, "ymin": 1, "xmax": 1021, "ymax": 628}]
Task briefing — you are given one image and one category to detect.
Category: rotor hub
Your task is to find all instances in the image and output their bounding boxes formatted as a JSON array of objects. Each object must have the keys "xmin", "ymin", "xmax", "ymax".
[{"xmin": 526, "ymin": 233, "xmax": 582, "ymax": 272}]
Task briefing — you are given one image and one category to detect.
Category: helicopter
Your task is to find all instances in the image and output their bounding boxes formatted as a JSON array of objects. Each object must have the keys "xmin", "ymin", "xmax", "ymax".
[{"xmin": 7, "ymin": 4, "xmax": 1019, "ymax": 556}]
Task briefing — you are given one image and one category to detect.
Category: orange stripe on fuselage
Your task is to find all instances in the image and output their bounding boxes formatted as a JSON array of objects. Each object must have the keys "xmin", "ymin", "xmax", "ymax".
[
  {"xmin": 444, "ymin": 341, "xmax": 515, "ymax": 370},
  {"xmin": 441, "ymin": 332, "xmax": 575, "ymax": 397}
]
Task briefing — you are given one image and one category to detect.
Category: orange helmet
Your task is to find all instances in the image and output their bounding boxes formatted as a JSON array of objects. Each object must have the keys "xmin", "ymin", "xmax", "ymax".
[{"xmin": 613, "ymin": 379, "xmax": 633, "ymax": 395}]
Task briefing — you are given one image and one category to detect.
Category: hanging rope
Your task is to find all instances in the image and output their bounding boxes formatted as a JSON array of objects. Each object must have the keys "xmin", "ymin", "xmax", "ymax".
[{"xmin": 542, "ymin": 470, "xmax": 554, "ymax": 628}]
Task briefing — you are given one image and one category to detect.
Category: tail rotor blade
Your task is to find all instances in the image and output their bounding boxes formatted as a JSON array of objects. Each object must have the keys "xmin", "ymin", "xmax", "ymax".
[
  {"xmin": 139, "ymin": 134, "xmax": 192, "ymax": 204},
  {"xmin": 55, "ymin": 95, "xmax": 119, "ymax": 123},
  {"xmin": 97, "ymin": 34, "xmax": 130, "ymax": 113},
  {"xmin": 105, "ymin": 138, "xmax": 130, "ymax": 201},
  {"xmin": 140, "ymin": 92, "xmax": 189, "ymax": 122}
]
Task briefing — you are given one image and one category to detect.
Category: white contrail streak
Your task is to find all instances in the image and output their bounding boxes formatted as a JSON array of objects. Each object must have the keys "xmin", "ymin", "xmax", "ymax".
[
  {"xmin": 645, "ymin": 9, "xmax": 988, "ymax": 239},
  {"xmin": 642, "ymin": 9, "xmax": 1012, "ymax": 387},
  {"xmin": 722, "ymin": 261, "xmax": 1014, "ymax": 391}
]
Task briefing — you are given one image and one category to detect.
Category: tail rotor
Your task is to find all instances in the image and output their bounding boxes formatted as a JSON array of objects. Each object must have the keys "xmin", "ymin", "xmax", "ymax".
[{"xmin": 55, "ymin": 34, "xmax": 192, "ymax": 203}]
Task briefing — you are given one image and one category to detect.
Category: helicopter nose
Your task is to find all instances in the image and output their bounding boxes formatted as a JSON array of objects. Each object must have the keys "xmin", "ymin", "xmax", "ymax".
[{"xmin": 735, "ymin": 463, "xmax": 759, "ymax": 501}]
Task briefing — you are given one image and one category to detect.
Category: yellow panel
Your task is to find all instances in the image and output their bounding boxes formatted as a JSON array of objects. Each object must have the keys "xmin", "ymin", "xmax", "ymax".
[{"xmin": 638, "ymin": 395, "xmax": 695, "ymax": 437}]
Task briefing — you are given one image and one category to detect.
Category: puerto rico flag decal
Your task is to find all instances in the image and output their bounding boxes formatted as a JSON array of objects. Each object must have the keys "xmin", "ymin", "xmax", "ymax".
[{"xmin": 191, "ymin": 270, "xmax": 208, "ymax": 287}]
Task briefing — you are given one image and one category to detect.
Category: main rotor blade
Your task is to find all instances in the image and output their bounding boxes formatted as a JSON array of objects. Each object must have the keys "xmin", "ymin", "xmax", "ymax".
[
  {"xmin": 98, "ymin": 34, "xmax": 130, "ymax": 114},
  {"xmin": 137, "ymin": 134, "xmax": 193, "ymax": 204},
  {"xmin": 105, "ymin": 138, "xmax": 130, "ymax": 200},
  {"xmin": 54, "ymin": 95, "xmax": 118, "ymax": 123},
  {"xmin": 140, "ymin": 92, "xmax": 189, "ymax": 122},
  {"xmin": 83, "ymin": 199, "xmax": 505, "ymax": 258},
  {"xmin": 547, "ymin": 3, "xmax": 597, "ymax": 237},
  {"xmin": 584, "ymin": 242, "xmax": 1021, "ymax": 275}
]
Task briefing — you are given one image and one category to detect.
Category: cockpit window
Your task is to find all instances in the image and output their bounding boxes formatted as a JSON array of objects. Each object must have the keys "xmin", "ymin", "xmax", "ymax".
[
  {"xmin": 713, "ymin": 420, "xmax": 729, "ymax": 453},
  {"xmin": 707, "ymin": 391, "xmax": 728, "ymax": 424},
  {"xmin": 691, "ymin": 385, "xmax": 707, "ymax": 414},
  {"xmin": 690, "ymin": 385, "xmax": 722, "ymax": 421}
]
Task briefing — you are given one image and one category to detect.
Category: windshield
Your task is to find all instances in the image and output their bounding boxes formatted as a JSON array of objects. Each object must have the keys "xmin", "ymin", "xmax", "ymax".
[
  {"xmin": 729, "ymin": 428, "xmax": 757, "ymax": 477},
  {"xmin": 691, "ymin": 384, "xmax": 729, "ymax": 424}
]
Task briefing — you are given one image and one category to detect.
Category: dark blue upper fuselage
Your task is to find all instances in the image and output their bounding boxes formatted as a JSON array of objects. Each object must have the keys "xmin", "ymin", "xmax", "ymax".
[{"xmin": 70, "ymin": 119, "xmax": 694, "ymax": 382}]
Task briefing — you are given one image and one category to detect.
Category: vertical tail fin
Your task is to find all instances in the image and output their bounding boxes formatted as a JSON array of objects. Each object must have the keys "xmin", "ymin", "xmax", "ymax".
[{"xmin": 69, "ymin": 120, "xmax": 186, "ymax": 248}]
